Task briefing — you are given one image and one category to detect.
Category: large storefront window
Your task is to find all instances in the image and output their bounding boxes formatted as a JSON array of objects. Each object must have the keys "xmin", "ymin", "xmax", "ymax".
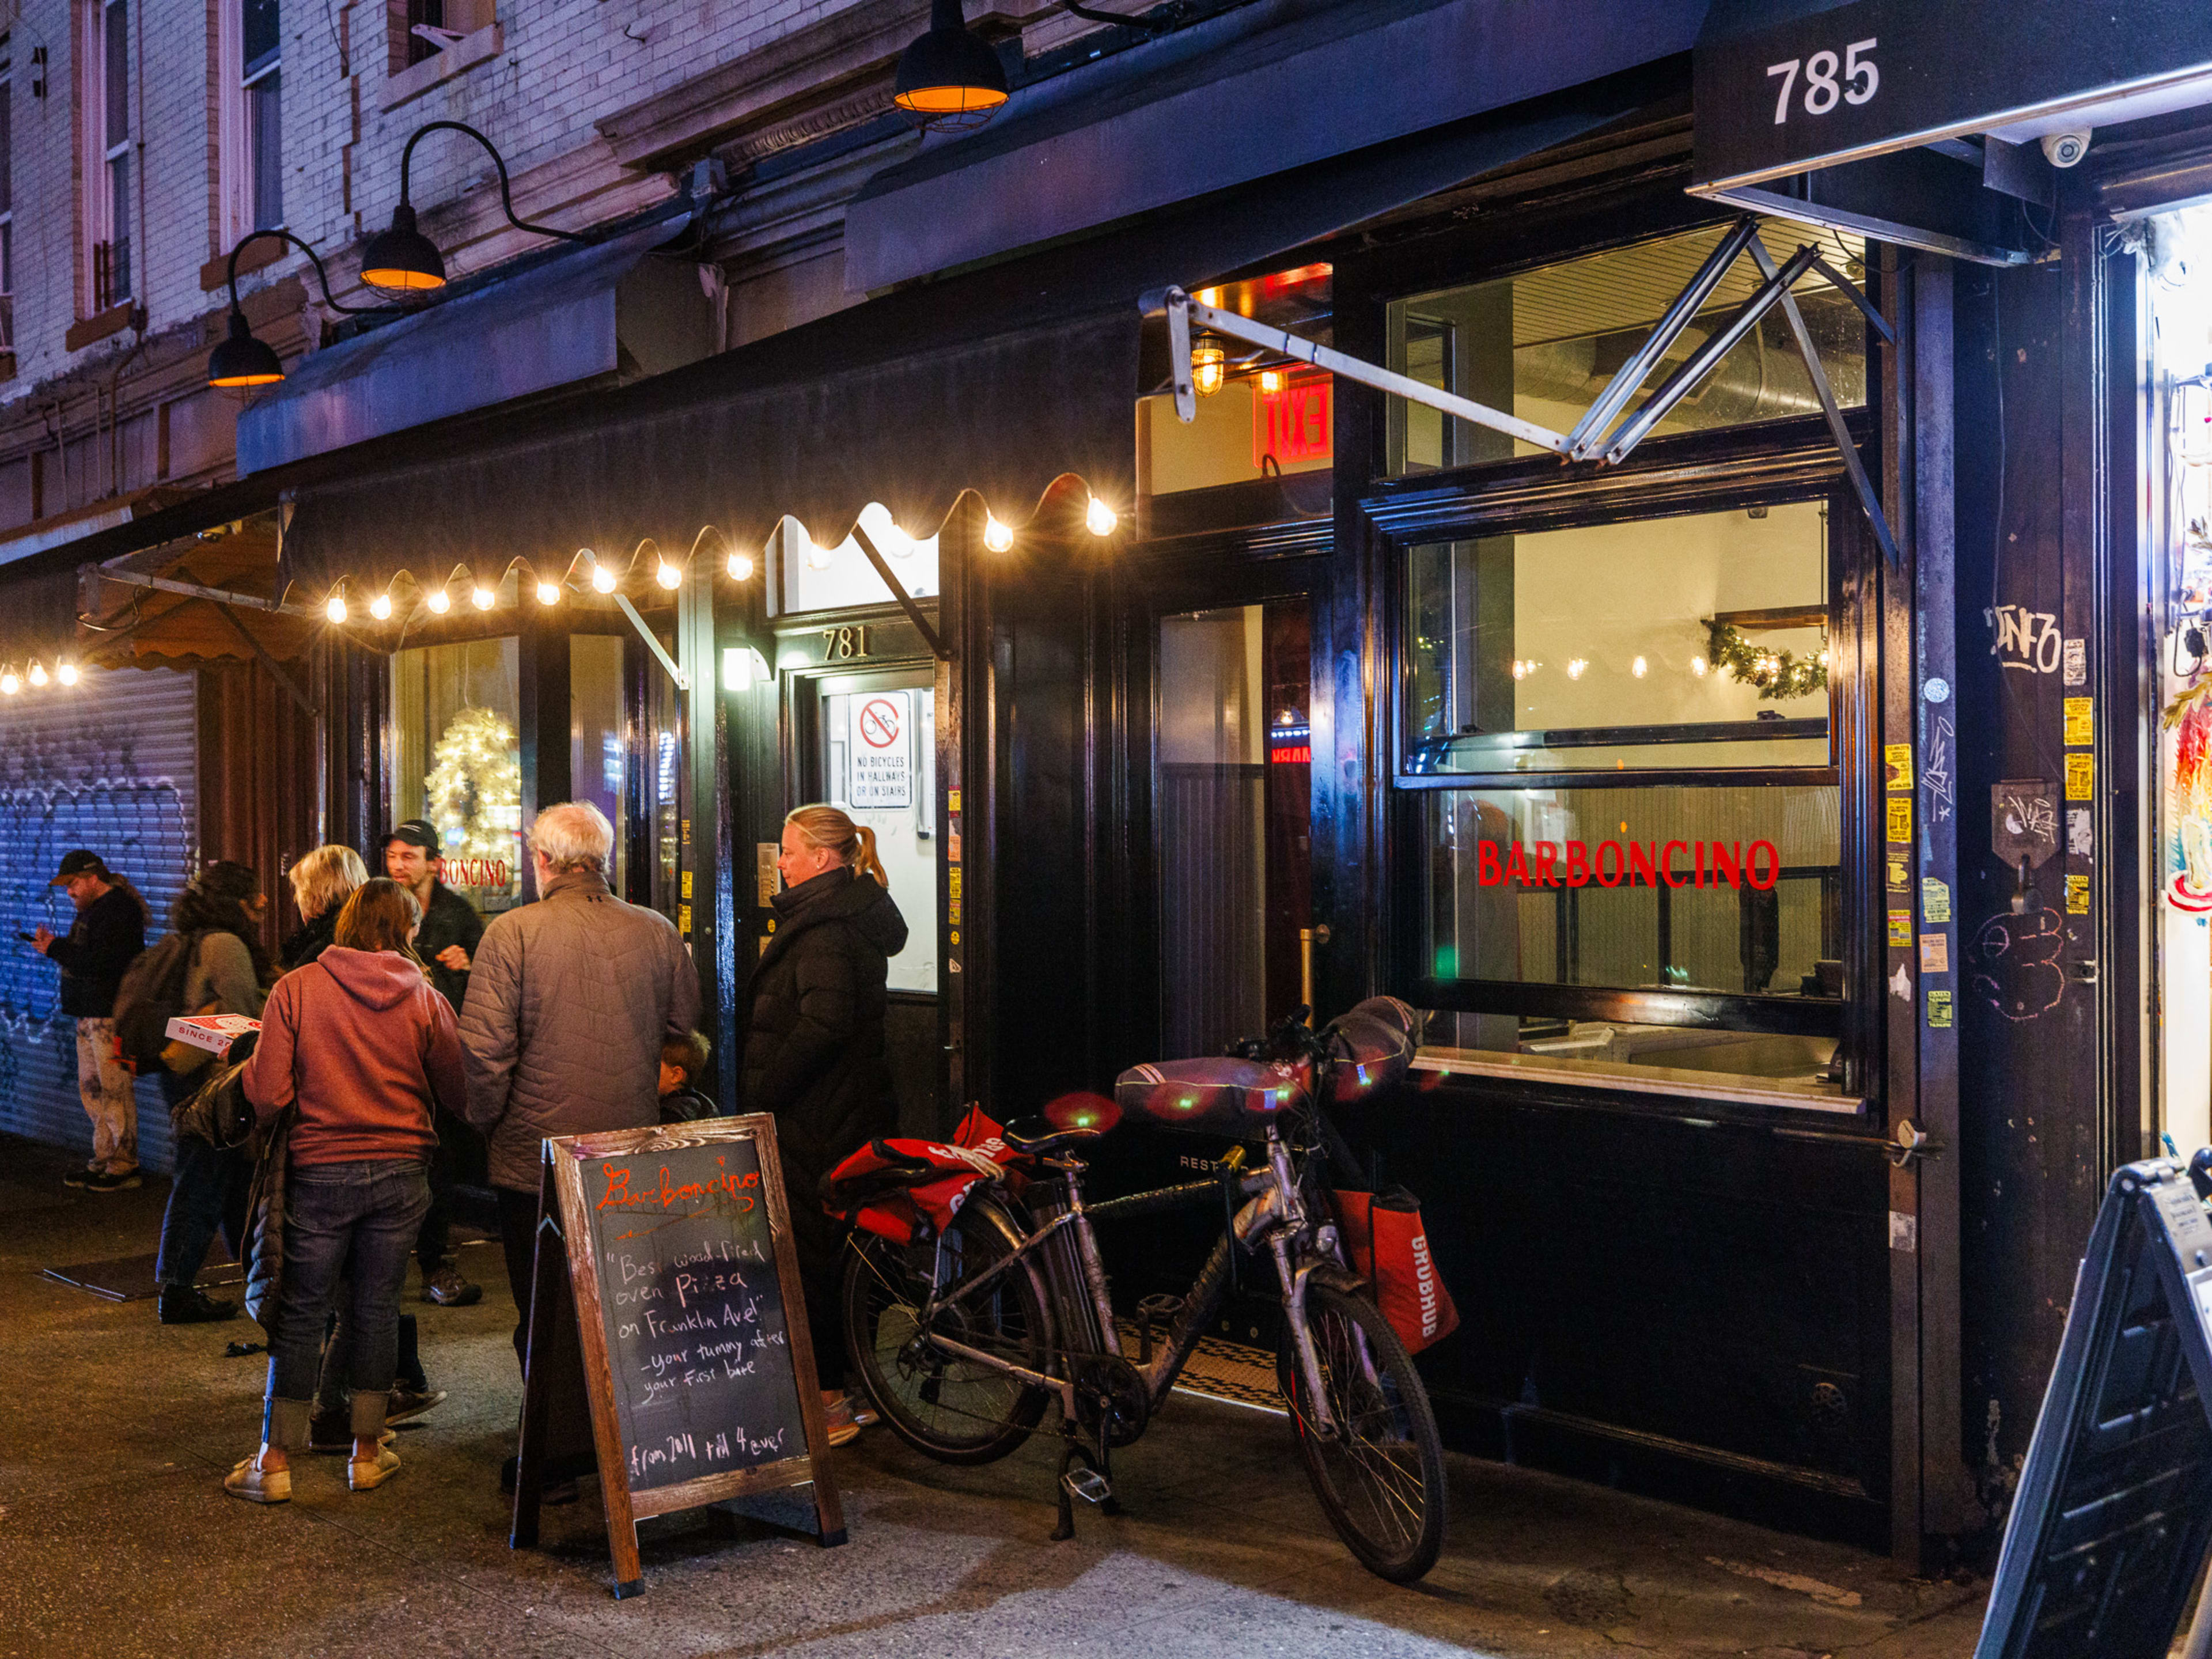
[
  {"xmin": 1383, "ymin": 221, "xmax": 1866, "ymax": 476},
  {"xmin": 389, "ymin": 640, "xmax": 524, "ymax": 913},
  {"xmin": 1404, "ymin": 503, "xmax": 1831, "ymax": 774},
  {"xmin": 570, "ymin": 634, "xmax": 628, "ymax": 901}
]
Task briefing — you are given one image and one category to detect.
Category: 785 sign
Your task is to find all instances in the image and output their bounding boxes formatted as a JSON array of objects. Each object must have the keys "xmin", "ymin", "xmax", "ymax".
[{"xmin": 1767, "ymin": 38, "xmax": 1879, "ymax": 126}]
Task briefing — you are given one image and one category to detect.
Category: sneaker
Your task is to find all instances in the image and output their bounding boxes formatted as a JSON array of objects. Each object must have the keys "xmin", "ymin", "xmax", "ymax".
[
  {"xmin": 157, "ymin": 1285, "xmax": 238, "ymax": 1324},
  {"xmin": 224, "ymin": 1451, "xmax": 290, "ymax": 1505},
  {"xmin": 84, "ymin": 1169, "xmax": 142, "ymax": 1192},
  {"xmin": 348, "ymin": 1444, "xmax": 402, "ymax": 1491},
  {"xmin": 62, "ymin": 1168, "xmax": 94, "ymax": 1188},
  {"xmin": 821, "ymin": 1397, "xmax": 864, "ymax": 1448},
  {"xmin": 421, "ymin": 1266, "xmax": 482, "ymax": 1307},
  {"xmin": 386, "ymin": 1385, "xmax": 446, "ymax": 1425}
]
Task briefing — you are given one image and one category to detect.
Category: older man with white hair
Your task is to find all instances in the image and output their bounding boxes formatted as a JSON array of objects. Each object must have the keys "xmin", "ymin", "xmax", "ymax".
[{"xmin": 459, "ymin": 801, "xmax": 701, "ymax": 1389}]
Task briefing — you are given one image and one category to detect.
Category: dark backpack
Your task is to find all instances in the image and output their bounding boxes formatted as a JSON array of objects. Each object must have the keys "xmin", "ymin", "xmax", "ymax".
[{"xmin": 113, "ymin": 930, "xmax": 199, "ymax": 1071}]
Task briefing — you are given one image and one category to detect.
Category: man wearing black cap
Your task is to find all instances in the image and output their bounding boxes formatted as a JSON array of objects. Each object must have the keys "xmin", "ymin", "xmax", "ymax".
[
  {"xmin": 32, "ymin": 851, "xmax": 147, "ymax": 1191},
  {"xmin": 384, "ymin": 819, "xmax": 487, "ymax": 1307}
]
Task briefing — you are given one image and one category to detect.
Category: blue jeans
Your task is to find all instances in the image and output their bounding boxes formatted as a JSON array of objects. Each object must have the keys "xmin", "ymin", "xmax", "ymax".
[
  {"xmin": 154, "ymin": 1087, "xmax": 251, "ymax": 1290},
  {"xmin": 266, "ymin": 1158, "xmax": 431, "ymax": 1445}
]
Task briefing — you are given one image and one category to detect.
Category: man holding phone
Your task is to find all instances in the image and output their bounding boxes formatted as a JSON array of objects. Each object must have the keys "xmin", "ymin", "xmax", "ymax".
[{"xmin": 32, "ymin": 851, "xmax": 147, "ymax": 1192}]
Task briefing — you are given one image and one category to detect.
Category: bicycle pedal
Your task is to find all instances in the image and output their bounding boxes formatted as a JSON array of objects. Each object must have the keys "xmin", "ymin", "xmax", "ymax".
[{"xmin": 1060, "ymin": 1466, "xmax": 1114, "ymax": 1506}]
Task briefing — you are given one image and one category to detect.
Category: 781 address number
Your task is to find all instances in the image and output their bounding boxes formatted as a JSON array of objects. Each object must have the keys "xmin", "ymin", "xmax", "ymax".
[{"xmin": 1767, "ymin": 39, "xmax": 1878, "ymax": 126}]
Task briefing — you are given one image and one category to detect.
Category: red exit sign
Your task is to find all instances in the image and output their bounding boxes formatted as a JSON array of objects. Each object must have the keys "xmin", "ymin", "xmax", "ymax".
[{"xmin": 1252, "ymin": 372, "xmax": 1331, "ymax": 469}]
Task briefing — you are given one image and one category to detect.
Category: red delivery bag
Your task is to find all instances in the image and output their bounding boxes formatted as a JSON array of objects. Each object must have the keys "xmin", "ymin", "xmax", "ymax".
[
  {"xmin": 1331, "ymin": 1186, "xmax": 1458, "ymax": 1354},
  {"xmin": 821, "ymin": 1103, "xmax": 1025, "ymax": 1245}
]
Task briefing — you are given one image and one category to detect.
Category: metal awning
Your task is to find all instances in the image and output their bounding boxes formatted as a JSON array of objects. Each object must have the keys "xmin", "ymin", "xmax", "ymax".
[
  {"xmin": 238, "ymin": 215, "xmax": 704, "ymax": 474},
  {"xmin": 1690, "ymin": 0, "xmax": 2212, "ymax": 262},
  {"xmin": 844, "ymin": 0, "xmax": 1710, "ymax": 293}
]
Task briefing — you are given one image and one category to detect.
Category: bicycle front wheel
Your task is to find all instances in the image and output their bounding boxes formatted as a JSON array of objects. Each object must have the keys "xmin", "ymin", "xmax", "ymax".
[
  {"xmin": 1278, "ymin": 1283, "xmax": 1448, "ymax": 1582},
  {"xmin": 842, "ymin": 1198, "xmax": 1053, "ymax": 1465}
]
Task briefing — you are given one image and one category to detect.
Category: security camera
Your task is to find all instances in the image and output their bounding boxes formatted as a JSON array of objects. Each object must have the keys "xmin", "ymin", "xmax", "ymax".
[{"xmin": 2041, "ymin": 130, "xmax": 2092, "ymax": 169}]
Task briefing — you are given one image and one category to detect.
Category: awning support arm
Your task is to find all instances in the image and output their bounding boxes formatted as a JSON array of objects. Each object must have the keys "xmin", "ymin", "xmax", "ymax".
[
  {"xmin": 92, "ymin": 563, "xmax": 317, "ymax": 618},
  {"xmin": 612, "ymin": 593, "xmax": 690, "ymax": 692},
  {"xmin": 849, "ymin": 524, "xmax": 948, "ymax": 661},
  {"xmin": 211, "ymin": 601, "xmax": 321, "ymax": 719}
]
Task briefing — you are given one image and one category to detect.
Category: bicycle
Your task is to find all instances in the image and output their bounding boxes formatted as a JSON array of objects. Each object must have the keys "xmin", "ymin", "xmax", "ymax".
[{"xmin": 836, "ymin": 1009, "xmax": 1448, "ymax": 1582}]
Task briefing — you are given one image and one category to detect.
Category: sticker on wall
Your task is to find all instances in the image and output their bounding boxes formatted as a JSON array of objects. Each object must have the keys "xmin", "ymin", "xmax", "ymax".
[
  {"xmin": 1889, "ymin": 910, "xmax": 1914, "ymax": 947},
  {"xmin": 2066, "ymin": 808, "xmax": 2092, "ymax": 858},
  {"xmin": 948, "ymin": 811, "xmax": 962, "ymax": 865},
  {"xmin": 1890, "ymin": 1210, "xmax": 1919, "ymax": 1251},
  {"xmin": 851, "ymin": 692, "xmax": 914, "ymax": 809},
  {"xmin": 1993, "ymin": 779, "xmax": 2059, "ymax": 869},
  {"xmin": 2063, "ymin": 696, "xmax": 2093, "ymax": 747},
  {"xmin": 1887, "ymin": 798, "xmax": 1913, "ymax": 844},
  {"xmin": 948, "ymin": 790, "xmax": 961, "ymax": 812},
  {"xmin": 1922, "ymin": 715, "xmax": 1955, "ymax": 823},
  {"xmin": 1919, "ymin": 933, "xmax": 1950, "ymax": 974},
  {"xmin": 2065, "ymin": 752, "xmax": 2094, "ymax": 800},
  {"xmin": 1887, "ymin": 855, "xmax": 1911, "ymax": 889},
  {"xmin": 2066, "ymin": 874, "xmax": 2091, "ymax": 914},
  {"xmin": 1890, "ymin": 963, "xmax": 1912, "ymax": 1002},
  {"xmin": 2063, "ymin": 637, "xmax": 2087, "ymax": 686},
  {"xmin": 1925, "ymin": 677, "xmax": 1950, "ymax": 703},
  {"xmin": 1927, "ymin": 990, "xmax": 1953, "ymax": 1029},
  {"xmin": 1922, "ymin": 877, "xmax": 1951, "ymax": 924},
  {"xmin": 1885, "ymin": 743, "xmax": 1913, "ymax": 791}
]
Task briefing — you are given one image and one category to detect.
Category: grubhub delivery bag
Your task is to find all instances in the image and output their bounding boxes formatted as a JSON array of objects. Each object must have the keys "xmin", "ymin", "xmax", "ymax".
[{"xmin": 1330, "ymin": 1185, "xmax": 1458, "ymax": 1354}]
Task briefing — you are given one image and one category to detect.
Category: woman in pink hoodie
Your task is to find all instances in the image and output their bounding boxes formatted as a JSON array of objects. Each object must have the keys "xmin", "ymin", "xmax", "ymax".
[{"xmin": 226, "ymin": 878, "xmax": 467, "ymax": 1503}]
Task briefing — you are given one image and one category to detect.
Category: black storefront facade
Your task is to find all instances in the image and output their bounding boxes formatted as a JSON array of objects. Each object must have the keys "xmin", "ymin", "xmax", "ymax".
[{"xmin": 28, "ymin": 0, "xmax": 2212, "ymax": 1573}]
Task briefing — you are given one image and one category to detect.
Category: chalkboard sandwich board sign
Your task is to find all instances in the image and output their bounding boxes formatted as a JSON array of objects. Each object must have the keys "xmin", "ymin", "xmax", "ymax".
[{"xmin": 512, "ymin": 1114, "xmax": 845, "ymax": 1596}]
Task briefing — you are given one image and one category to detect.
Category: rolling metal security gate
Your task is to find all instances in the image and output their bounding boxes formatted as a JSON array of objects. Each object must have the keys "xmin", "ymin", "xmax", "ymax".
[{"xmin": 0, "ymin": 666, "xmax": 197, "ymax": 1172}]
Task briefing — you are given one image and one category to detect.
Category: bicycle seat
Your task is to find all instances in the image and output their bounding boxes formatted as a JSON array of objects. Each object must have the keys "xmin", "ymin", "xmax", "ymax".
[{"xmin": 1002, "ymin": 1116, "xmax": 1111, "ymax": 1154}]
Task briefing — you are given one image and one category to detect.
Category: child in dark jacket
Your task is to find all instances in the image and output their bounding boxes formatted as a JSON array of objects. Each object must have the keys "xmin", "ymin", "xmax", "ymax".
[{"xmin": 658, "ymin": 1029, "xmax": 721, "ymax": 1123}]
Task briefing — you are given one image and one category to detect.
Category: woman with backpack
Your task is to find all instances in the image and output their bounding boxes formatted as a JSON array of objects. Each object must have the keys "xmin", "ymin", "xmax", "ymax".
[
  {"xmin": 741, "ymin": 805, "xmax": 907, "ymax": 1445},
  {"xmin": 226, "ymin": 877, "xmax": 465, "ymax": 1502},
  {"xmin": 151, "ymin": 861, "xmax": 274, "ymax": 1325}
]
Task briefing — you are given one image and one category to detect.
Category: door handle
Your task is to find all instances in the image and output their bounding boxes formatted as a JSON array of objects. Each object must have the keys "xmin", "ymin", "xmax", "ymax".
[{"xmin": 1299, "ymin": 924, "xmax": 1332, "ymax": 1024}]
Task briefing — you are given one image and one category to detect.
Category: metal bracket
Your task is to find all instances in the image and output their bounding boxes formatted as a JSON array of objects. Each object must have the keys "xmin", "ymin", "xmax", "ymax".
[
  {"xmin": 1888, "ymin": 1119, "xmax": 1946, "ymax": 1168},
  {"xmin": 612, "ymin": 593, "xmax": 690, "ymax": 691},
  {"xmin": 849, "ymin": 522, "xmax": 947, "ymax": 662}
]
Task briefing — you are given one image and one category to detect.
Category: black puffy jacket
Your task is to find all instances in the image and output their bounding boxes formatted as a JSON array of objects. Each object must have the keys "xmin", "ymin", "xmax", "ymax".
[{"xmin": 740, "ymin": 867, "xmax": 908, "ymax": 1178}]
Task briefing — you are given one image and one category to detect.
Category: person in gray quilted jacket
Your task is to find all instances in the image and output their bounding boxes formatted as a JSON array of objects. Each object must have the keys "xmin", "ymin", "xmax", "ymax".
[{"xmin": 457, "ymin": 801, "xmax": 700, "ymax": 1376}]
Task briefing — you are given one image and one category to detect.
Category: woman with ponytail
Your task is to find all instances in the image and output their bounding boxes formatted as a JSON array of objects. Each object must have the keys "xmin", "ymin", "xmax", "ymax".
[{"xmin": 742, "ymin": 804, "xmax": 907, "ymax": 1443}]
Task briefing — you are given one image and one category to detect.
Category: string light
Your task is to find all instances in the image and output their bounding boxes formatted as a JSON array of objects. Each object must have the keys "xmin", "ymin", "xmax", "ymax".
[
  {"xmin": 805, "ymin": 531, "xmax": 834, "ymax": 571},
  {"xmin": 426, "ymin": 589, "xmax": 452, "ymax": 614},
  {"xmin": 1085, "ymin": 496, "xmax": 1117, "ymax": 537},
  {"xmin": 471, "ymin": 586, "xmax": 496, "ymax": 611},
  {"xmin": 591, "ymin": 563, "xmax": 616, "ymax": 594},
  {"xmin": 325, "ymin": 591, "xmax": 349, "ymax": 624},
  {"xmin": 2, "ymin": 671, "xmax": 21, "ymax": 695},
  {"xmin": 26, "ymin": 662, "xmax": 47, "ymax": 687},
  {"xmin": 656, "ymin": 562, "xmax": 681, "ymax": 590},
  {"xmin": 1691, "ymin": 656, "xmax": 1709, "ymax": 676},
  {"xmin": 1631, "ymin": 656, "xmax": 1647, "ymax": 678},
  {"xmin": 726, "ymin": 551, "xmax": 754, "ymax": 581},
  {"xmin": 536, "ymin": 579, "xmax": 561, "ymax": 605},
  {"xmin": 370, "ymin": 593, "xmax": 393, "ymax": 620},
  {"xmin": 57, "ymin": 662, "xmax": 77, "ymax": 686},
  {"xmin": 1566, "ymin": 657, "xmax": 1588, "ymax": 680},
  {"xmin": 983, "ymin": 516, "xmax": 1013, "ymax": 552}
]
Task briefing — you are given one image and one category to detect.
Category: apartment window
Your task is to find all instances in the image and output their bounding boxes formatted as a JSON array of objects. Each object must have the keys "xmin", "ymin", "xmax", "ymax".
[
  {"xmin": 396, "ymin": 0, "xmax": 493, "ymax": 71},
  {"xmin": 243, "ymin": 0, "xmax": 280, "ymax": 230},
  {"xmin": 0, "ymin": 37, "xmax": 14, "ymax": 351},
  {"xmin": 78, "ymin": 0, "xmax": 131, "ymax": 313}
]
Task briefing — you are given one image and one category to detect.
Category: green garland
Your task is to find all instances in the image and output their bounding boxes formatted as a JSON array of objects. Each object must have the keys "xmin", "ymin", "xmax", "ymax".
[{"xmin": 1706, "ymin": 619, "xmax": 1827, "ymax": 701}]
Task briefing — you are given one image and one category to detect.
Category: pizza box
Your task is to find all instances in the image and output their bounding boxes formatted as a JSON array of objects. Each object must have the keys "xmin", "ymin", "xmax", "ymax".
[{"xmin": 164, "ymin": 1014, "xmax": 261, "ymax": 1058}]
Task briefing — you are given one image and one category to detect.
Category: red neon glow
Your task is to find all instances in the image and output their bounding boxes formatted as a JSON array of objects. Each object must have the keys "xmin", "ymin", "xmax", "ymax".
[{"xmin": 1253, "ymin": 372, "xmax": 1332, "ymax": 469}]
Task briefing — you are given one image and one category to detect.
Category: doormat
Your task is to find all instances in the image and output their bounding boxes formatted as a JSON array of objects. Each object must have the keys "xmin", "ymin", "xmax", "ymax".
[
  {"xmin": 1118, "ymin": 1321, "xmax": 1285, "ymax": 1416},
  {"xmin": 43, "ymin": 1252, "xmax": 244, "ymax": 1302}
]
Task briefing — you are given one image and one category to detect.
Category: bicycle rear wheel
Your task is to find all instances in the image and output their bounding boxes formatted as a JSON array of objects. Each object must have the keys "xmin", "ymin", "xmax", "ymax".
[
  {"xmin": 1278, "ymin": 1283, "xmax": 1447, "ymax": 1582},
  {"xmin": 842, "ymin": 1198, "xmax": 1053, "ymax": 1465}
]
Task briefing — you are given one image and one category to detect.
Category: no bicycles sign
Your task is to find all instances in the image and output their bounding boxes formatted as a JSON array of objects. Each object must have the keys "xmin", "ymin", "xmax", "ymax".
[{"xmin": 850, "ymin": 692, "xmax": 911, "ymax": 809}]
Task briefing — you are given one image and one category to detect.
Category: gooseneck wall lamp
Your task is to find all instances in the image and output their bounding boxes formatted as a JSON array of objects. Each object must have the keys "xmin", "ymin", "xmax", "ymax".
[
  {"xmin": 892, "ymin": 0, "xmax": 1009, "ymax": 131},
  {"xmin": 361, "ymin": 119, "xmax": 589, "ymax": 295},
  {"xmin": 206, "ymin": 229, "xmax": 384, "ymax": 388}
]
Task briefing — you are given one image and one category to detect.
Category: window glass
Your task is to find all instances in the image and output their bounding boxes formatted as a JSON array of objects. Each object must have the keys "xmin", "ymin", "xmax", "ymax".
[
  {"xmin": 1405, "ymin": 503, "xmax": 1830, "ymax": 774},
  {"xmin": 388, "ymin": 639, "xmax": 524, "ymax": 913},
  {"xmin": 1421, "ymin": 785, "xmax": 1842, "ymax": 1085},
  {"xmin": 644, "ymin": 636, "xmax": 681, "ymax": 925},
  {"xmin": 1384, "ymin": 221, "xmax": 1866, "ymax": 476},
  {"xmin": 569, "ymin": 634, "xmax": 627, "ymax": 901},
  {"xmin": 774, "ymin": 505, "xmax": 940, "ymax": 617},
  {"xmin": 819, "ymin": 677, "xmax": 938, "ymax": 993}
]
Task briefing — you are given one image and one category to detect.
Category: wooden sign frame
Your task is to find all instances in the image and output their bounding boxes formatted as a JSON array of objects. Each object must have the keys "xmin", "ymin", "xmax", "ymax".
[{"xmin": 510, "ymin": 1114, "xmax": 845, "ymax": 1597}]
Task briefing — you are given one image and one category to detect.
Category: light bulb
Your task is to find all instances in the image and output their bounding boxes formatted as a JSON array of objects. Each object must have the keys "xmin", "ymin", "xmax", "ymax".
[
  {"xmin": 1691, "ymin": 656, "xmax": 1707, "ymax": 676},
  {"xmin": 1631, "ymin": 656, "xmax": 1647, "ymax": 679},
  {"xmin": 1085, "ymin": 496, "xmax": 1117, "ymax": 537},
  {"xmin": 370, "ymin": 593, "xmax": 393, "ymax": 620},
  {"xmin": 471, "ymin": 586, "xmax": 495, "ymax": 611},
  {"xmin": 983, "ymin": 516, "xmax": 1013, "ymax": 552},
  {"xmin": 57, "ymin": 662, "xmax": 77, "ymax": 686},
  {"xmin": 591, "ymin": 563, "xmax": 616, "ymax": 594},
  {"xmin": 536, "ymin": 580, "xmax": 561, "ymax": 605},
  {"xmin": 726, "ymin": 551, "xmax": 754, "ymax": 581},
  {"xmin": 804, "ymin": 533, "xmax": 833, "ymax": 571},
  {"xmin": 1566, "ymin": 657, "xmax": 1588, "ymax": 680},
  {"xmin": 1191, "ymin": 341, "xmax": 1227, "ymax": 397},
  {"xmin": 2, "ymin": 672, "xmax": 21, "ymax": 695},
  {"xmin": 1259, "ymin": 368, "xmax": 1284, "ymax": 395},
  {"xmin": 426, "ymin": 589, "xmax": 452, "ymax": 614},
  {"xmin": 325, "ymin": 592, "xmax": 349, "ymax": 624},
  {"xmin": 656, "ymin": 562, "xmax": 681, "ymax": 590},
  {"xmin": 26, "ymin": 662, "xmax": 47, "ymax": 687}
]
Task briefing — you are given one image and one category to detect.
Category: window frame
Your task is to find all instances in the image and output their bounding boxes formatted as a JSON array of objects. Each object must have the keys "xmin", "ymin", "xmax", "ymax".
[
  {"xmin": 0, "ymin": 36, "xmax": 14, "ymax": 353},
  {"xmin": 76, "ymin": 0, "xmax": 131, "ymax": 315},
  {"xmin": 217, "ymin": 0, "xmax": 282, "ymax": 249}
]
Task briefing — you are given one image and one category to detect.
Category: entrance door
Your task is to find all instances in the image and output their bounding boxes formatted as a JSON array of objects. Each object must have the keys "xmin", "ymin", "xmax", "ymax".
[
  {"xmin": 1157, "ymin": 597, "xmax": 1313, "ymax": 1058},
  {"xmin": 809, "ymin": 665, "xmax": 939, "ymax": 1131}
]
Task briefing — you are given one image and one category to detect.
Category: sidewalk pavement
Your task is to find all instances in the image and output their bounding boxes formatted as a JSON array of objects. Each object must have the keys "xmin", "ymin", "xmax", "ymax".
[{"xmin": 0, "ymin": 1132, "xmax": 1991, "ymax": 1658}]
